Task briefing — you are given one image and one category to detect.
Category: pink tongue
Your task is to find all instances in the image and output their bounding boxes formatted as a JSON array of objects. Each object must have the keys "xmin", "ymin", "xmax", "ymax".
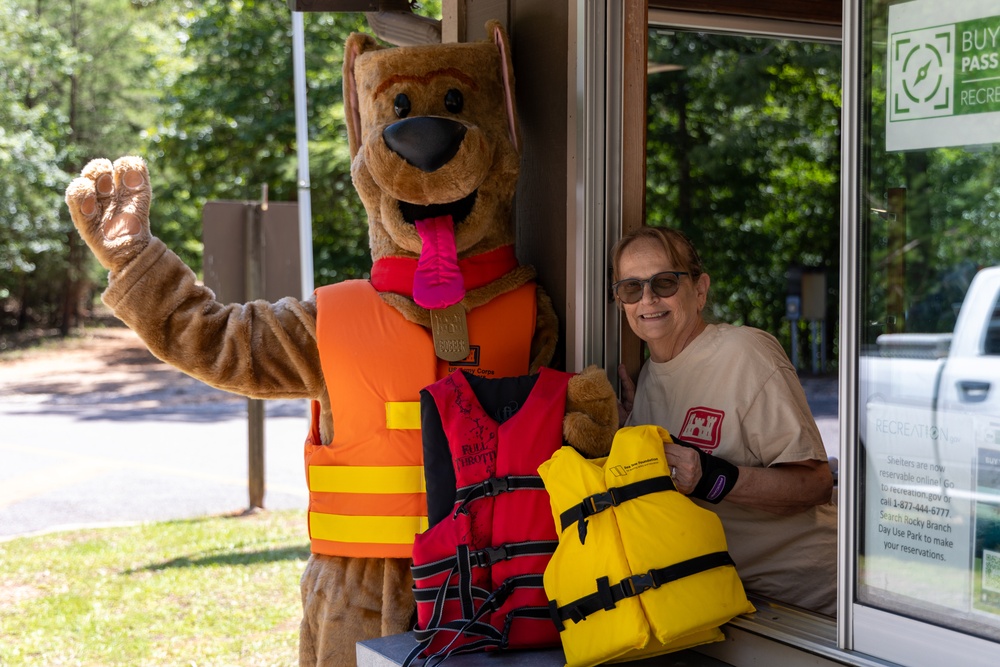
[{"xmin": 413, "ymin": 216, "xmax": 464, "ymax": 309}]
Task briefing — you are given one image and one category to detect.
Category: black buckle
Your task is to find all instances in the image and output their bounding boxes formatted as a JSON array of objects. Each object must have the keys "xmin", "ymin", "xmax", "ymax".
[
  {"xmin": 623, "ymin": 571, "xmax": 658, "ymax": 597},
  {"xmin": 482, "ymin": 476, "xmax": 510, "ymax": 497},
  {"xmin": 583, "ymin": 488, "xmax": 620, "ymax": 516},
  {"xmin": 473, "ymin": 545, "xmax": 509, "ymax": 568}
]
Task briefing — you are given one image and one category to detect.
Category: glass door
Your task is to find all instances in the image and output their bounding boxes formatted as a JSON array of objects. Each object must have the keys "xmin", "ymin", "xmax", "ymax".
[{"xmin": 853, "ymin": 0, "xmax": 1000, "ymax": 663}]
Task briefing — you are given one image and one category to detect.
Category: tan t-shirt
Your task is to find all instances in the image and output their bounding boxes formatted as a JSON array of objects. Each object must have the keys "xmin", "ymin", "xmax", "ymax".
[{"xmin": 627, "ymin": 323, "xmax": 837, "ymax": 615}]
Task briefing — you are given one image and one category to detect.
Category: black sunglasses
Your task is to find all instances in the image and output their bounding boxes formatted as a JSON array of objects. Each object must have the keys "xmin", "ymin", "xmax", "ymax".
[{"xmin": 612, "ymin": 271, "xmax": 689, "ymax": 304}]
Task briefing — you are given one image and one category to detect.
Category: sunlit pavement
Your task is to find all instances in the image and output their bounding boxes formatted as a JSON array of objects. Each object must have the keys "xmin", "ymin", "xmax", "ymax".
[
  {"xmin": 0, "ymin": 396, "xmax": 310, "ymax": 540},
  {"xmin": 0, "ymin": 373, "xmax": 839, "ymax": 541}
]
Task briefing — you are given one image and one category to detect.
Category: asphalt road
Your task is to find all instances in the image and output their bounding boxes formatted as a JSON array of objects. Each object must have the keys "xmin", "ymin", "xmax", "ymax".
[
  {"xmin": 0, "ymin": 328, "xmax": 840, "ymax": 542},
  {"xmin": 0, "ymin": 329, "xmax": 310, "ymax": 541}
]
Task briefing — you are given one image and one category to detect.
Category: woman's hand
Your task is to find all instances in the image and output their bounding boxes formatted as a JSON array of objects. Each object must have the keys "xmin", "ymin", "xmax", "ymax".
[
  {"xmin": 616, "ymin": 363, "xmax": 635, "ymax": 427},
  {"xmin": 663, "ymin": 441, "xmax": 703, "ymax": 495}
]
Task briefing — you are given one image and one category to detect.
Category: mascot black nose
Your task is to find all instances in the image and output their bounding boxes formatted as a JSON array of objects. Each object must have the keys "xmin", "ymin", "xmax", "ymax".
[{"xmin": 383, "ymin": 117, "xmax": 467, "ymax": 173}]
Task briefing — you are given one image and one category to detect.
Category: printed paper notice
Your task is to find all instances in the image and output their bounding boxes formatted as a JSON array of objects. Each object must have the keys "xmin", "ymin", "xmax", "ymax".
[{"xmin": 862, "ymin": 404, "xmax": 974, "ymax": 611}]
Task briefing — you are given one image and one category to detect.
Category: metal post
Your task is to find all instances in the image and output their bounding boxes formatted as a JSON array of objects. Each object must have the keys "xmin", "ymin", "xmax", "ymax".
[
  {"xmin": 292, "ymin": 10, "xmax": 315, "ymax": 300},
  {"xmin": 245, "ymin": 190, "xmax": 266, "ymax": 510},
  {"xmin": 790, "ymin": 323, "xmax": 799, "ymax": 370},
  {"xmin": 811, "ymin": 319, "xmax": 821, "ymax": 374}
]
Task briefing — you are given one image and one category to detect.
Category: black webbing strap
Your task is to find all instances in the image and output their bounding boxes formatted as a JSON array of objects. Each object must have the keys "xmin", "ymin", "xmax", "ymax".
[
  {"xmin": 452, "ymin": 475, "xmax": 547, "ymax": 517},
  {"xmin": 559, "ymin": 475, "xmax": 676, "ymax": 544},
  {"xmin": 404, "ymin": 572, "xmax": 549, "ymax": 667},
  {"xmin": 407, "ymin": 541, "xmax": 557, "ymax": 666},
  {"xmin": 412, "ymin": 539, "xmax": 558, "ymax": 581},
  {"xmin": 548, "ymin": 551, "xmax": 735, "ymax": 631}
]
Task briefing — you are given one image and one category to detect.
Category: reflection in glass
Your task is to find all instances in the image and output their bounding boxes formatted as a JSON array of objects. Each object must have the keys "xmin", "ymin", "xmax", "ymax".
[{"xmin": 858, "ymin": 0, "xmax": 1000, "ymax": 642}]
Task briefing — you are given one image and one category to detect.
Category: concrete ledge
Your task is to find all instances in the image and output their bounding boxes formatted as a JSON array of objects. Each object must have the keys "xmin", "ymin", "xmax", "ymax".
[{"xmin": 356, "ymin": 632, "xmax": 734, "ymax": 666}]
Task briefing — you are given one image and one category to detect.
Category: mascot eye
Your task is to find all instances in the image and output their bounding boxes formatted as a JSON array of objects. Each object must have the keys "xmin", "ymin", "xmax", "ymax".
[
  {"xmin": 394, "ymin": 93, "xmax": 411, "ymax": 118},
  {"xmin": 444, "ymin": 89, "xmax": 464, "ymax": 114}
]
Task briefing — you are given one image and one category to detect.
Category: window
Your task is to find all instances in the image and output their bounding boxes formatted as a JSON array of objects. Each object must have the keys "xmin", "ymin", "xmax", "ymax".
[
  {"xmin": 854, "ymin": 0, "xmax": 1000, "ymax": 662},
  {"xmin": 646, "ymin": 28, "xmax": 841, "ymax": 357}
]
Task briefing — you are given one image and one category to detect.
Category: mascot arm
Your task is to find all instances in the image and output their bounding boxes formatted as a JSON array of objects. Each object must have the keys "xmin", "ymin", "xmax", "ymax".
[
  {"xmin": 564, "ymin": 365, "xmax": 618, "ymax": 458},
  {"xmin": 529, "ymin": 284, "xmax": 558, "ymax": 373},
  {"xmin": 66, "ymin": 156, "xmax": 325, "ymax": 401}
]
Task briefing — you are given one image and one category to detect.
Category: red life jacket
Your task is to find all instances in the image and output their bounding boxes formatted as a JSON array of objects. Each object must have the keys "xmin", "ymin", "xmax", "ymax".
[{"xmin": 407, "ymin": 367, "xmax": 570, "ymax": 663}]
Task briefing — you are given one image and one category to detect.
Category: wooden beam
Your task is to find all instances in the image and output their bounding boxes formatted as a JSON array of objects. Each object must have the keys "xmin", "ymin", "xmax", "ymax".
[
  {"xmin": 648, "ymin": 0, "xmax": 841, "ymax": 26},
  {"xmin": 620, "ymin": 0, "xmax": 649, "ymax": 385}
]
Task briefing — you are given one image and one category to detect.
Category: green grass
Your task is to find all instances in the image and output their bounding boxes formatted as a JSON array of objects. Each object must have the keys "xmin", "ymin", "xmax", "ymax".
[{"xmin": 0, "ymin": 510, "xmax": 310, "ymax": 667}]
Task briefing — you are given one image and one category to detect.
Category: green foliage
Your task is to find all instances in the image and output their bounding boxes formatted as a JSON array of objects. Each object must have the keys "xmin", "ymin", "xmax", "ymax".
[
  {"xmin": 0, "ymin": 0, "xmax": 71, "ymax": 323},
  {"xmin": 148, "ymin": 1, "xmax": 372, "ymax": 279},
  {"xmin": 1, "ymin": 0, "xmax": 375, "ymax": 332},
  {"xmin": 646, "ymin": 31, "xmax": 842, "ymax": 355},
  {"xmin": 1, "ymin": 0, "xmax": 171, "ymax": 329}
]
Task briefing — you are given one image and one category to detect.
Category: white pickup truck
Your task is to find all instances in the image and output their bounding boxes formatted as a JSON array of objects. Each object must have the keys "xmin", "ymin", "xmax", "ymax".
[
  {"xmin": 859, "ymin": 267, "xmax": 1000, "ymax": 609},
  {"xmin": 860, "ymin": 265, "xmax": 1000, "ymax": 427}
]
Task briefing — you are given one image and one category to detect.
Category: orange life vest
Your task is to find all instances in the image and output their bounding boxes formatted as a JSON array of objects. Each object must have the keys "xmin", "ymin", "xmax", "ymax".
[{"xmin": 305, "ymin": 279, "xmax": 536, "ymax": 558}]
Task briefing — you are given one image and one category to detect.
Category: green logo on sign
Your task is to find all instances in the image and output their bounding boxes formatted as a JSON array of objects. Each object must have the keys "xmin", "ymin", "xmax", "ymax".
[{"xmin": 890, "ymin": 28, "xmax": 954, "ymax": 121}]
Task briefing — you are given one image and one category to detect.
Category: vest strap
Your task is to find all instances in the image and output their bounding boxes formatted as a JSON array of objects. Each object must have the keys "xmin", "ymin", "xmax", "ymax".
[
  {"xmin": 559, "ymin": 475, "xmax": 676, "ymax": 544},
  {"xmin": 403, "ymin": 569, "xmax": 549, "ymax": 665},
  {"xmin": 411, "ymin": 539, "xmax": 559, "ymax": 581},
  {"xmin": 453, "ymin": 475, "xmax": 547, "ymax": 516},
  {"xmin": 550, "ymin": 551, "xmax": 736, "ymax": 627}
]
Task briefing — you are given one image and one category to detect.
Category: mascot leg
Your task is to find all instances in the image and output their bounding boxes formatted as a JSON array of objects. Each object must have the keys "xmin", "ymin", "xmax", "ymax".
[{"xmin": 299, "ymin": 555, "xmax": 415, "ymax": 667}]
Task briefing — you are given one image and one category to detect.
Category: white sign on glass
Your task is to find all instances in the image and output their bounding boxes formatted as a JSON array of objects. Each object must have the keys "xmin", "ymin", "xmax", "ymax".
[{"xmin": 887, "ymin": 0, "xmax": 1000, "ymax": 151}]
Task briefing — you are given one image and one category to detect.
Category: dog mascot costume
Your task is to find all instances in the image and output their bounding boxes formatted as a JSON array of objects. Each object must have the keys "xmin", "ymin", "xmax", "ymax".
[{"xmin": 65, "ymin": 20, "xmax": 617, "ymax": 667}]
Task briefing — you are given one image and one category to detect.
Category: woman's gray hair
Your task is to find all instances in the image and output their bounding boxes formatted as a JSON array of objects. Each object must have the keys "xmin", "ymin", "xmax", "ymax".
[{"xmin": 610, "ymin": 226, "xmax": 705, "ymax": 282}]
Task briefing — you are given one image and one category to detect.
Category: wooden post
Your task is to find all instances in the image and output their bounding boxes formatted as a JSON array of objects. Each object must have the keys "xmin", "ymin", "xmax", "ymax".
[
  {"xmin": 886, "ymin": 187, "xmax": 906, "ymax": 334},
  {"xmin": 441, "ymin": 0, "xmax": 465, "ymax": 43},
  {"xmin": 245, "ymin": 188, "xmax": 267, "ymax": 510},
  {"xmin": 620, "ymin": 0, "xmax": 649, "ymax": 384}
]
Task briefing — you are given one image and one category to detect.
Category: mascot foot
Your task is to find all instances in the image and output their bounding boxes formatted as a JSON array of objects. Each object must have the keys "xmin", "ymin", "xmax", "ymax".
[{"xmin": 65, "ymin": 156, "xmax": 152, "ymax": 270}]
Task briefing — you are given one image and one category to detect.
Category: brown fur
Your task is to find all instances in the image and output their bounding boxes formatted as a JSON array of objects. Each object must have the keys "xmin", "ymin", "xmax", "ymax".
[{"xmin": 65, "ymin": 22, "xmax": 615, "ymax": 667}]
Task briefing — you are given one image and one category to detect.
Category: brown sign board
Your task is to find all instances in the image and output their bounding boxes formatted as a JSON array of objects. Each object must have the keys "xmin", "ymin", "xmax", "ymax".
[
  {"xmin": 801, "ymin": 272, "xmax": 827, "ymax": 322},
  {"xmin": 202, "ymin": 201, "xmax": 303, "ymax": 304}
]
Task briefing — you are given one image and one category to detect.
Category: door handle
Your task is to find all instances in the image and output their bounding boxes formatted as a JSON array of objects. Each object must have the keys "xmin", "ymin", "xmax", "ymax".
[{"xmin": 957, "ymin": 380, "xmax": 991, "ymax": 403}]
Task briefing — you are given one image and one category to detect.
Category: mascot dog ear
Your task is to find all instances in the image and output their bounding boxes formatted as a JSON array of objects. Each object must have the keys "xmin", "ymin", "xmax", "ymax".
[
  {"xmin": 343, "ymin": 32, "xmax": 382, "ymax": 159},
  {"xmin": 489, "ymin": 19, "xmax": 520, "ymax": 154},
  {"xmin": 343, "ymin": 20, "xmax": 519, "ymax": 159}
]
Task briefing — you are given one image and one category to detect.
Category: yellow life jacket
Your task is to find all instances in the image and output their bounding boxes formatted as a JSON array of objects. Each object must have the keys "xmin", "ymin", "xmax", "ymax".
[{"xmin": 538, "ymin": 424, "xmax": 755, "ymax": 667}]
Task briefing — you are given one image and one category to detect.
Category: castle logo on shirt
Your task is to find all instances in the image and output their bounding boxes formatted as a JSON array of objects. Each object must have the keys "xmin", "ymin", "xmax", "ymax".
[{"xmin": 679, "ymin": 407, "xmax": 724, "ymax": 450}]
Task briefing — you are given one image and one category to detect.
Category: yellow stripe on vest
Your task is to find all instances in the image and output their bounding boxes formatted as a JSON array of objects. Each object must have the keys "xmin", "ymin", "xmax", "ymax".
[
  {"xmin": 309, "ymin": 465, "xmax": 426, "ymax": 494},
  {"xmin": 309, "ymin": 511, "xmax": 429, "ymax": 544},
  {"xmin": 385, "ymin": 401, "xmax": 421, "ymax": 429}
]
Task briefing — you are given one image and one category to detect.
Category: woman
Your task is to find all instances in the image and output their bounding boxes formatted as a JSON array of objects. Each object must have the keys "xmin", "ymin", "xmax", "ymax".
[{"xmin": 613, "ymin": 226, "xmax": 837, "ymax": 616}]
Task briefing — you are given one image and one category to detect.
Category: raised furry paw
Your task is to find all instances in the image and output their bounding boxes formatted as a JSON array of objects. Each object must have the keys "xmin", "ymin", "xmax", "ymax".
[
  {"xmin": 563, "ymin": 365, "xmax": 618, "ymax": 458},
  {"xmin": 65, "ymin": 156, "xmax": 153, "ymax": 271}
]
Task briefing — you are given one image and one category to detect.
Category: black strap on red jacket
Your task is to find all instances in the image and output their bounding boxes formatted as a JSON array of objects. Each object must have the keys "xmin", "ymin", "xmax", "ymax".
[
  {"xmin": 405, "ymin": 542, "xmax": 557, "ymax": 667},
  {"xmin": 452, "ymin": 475, "xmax": 547, "ymax": 517}
]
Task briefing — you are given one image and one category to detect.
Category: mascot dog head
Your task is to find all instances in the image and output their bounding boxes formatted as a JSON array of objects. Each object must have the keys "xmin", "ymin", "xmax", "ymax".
[{"xmin": 344, "ymin": 21, "xmax": 520, "ymax": 310}]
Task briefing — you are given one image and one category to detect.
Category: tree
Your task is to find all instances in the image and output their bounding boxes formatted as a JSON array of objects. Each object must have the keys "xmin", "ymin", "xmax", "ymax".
[
  {"xmin": 148, "ymin": 0, "xmax": 372, "ymax": 283},
  {"xmin": 0, "ymin": 0, "xmax": 170, "ymax": 333},
  {"xmin": 645, "ymin": 31, "xmax": 842, "ymax": 361},
  {"xmin": 1, "ymin": 0, "xmax": 72, "ymax": 331}
]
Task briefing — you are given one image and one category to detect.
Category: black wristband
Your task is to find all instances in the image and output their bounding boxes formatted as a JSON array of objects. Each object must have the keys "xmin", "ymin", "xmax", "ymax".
[{"xmin": 676, "ymin": 440, "xmax": 739, "ymax": 503}]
